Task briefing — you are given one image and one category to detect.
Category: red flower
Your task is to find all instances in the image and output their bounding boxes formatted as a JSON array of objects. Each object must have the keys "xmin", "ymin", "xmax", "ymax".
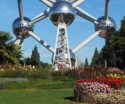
[{"xmin": 76, "ymin": 77, "xmax": 124, "ymax": 89}]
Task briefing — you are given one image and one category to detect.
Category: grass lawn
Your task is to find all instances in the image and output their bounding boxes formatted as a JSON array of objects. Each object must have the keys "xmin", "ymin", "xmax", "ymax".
[{"xmin": 0, "ymin": 89, "xmax": 87, "ymax": 104}]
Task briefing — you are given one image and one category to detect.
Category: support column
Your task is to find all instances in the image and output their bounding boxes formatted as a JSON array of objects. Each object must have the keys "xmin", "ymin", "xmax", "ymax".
[
  {"xmin": 53, "ymin": 23, "xmax": 71, "ymax": 70},
  {"xmin": 15, "ymin": 37, "xmax": 24, "ymax": 50}
]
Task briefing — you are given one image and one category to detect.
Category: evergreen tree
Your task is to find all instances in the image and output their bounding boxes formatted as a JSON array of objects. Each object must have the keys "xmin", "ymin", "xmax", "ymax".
[
  {"xmin": 101, "ymin": 16, "xmax": 125, "ymax": 69},
  {"xmin": 85, "ymin": 58, "xmax": 89, "ymax": 67},
  {"xmin": 26, "ymin": 57, "xmax": 31, "ymax": 65},
  {"xmin": 0, "ymin": 31, "xmax": 22, "ymax": 64},
  {"xmin": 21, "ymin": 57, "xmax": 31, "ymax": 65},
  {"xmin": 113, "ymin": 17, "xmax": 125, "ymax": 68},
  {"xmin": 91, "ymin": 48, "xmax": 98, "ymax": 65},
  {"xmin": 91, "ymin": 48, "xmax": 99, "ymax": 67},
  {"xmin": 119, "ymin": 16, "xmax": 125, "ymax": 37},
  {"xmin": 31, "ymin": 46, "xmax": 40, "ymax": 66}
]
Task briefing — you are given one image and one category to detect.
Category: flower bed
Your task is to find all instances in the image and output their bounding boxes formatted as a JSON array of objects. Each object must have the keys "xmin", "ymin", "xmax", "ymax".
[
  {"xmin": 54, "ymin": 67, "xmax": 125, "ymax": 103},
  {"xmin": 74, "ymin": 77, "xmax": 124, "ymax": 102},
  {"xmin": 105, "ymin": 68, "xmax": 125, "ymax": 79},
  {"xmin": 106, "ymin": 68, "xmax": 124, "ymax": 74},
  {"xmin": 77, "ymin": 77, "xmax": 124, "ymax": 89},
  {"xmin": 84, "ymin": 89, "xmax": 125, "ymax": 104},
  {"xmin": 76, "ymin": 82, "xmax": 112, "ymax": 94}
]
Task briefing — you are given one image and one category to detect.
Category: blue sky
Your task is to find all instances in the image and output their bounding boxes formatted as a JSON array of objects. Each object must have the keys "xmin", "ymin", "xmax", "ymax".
[{"xmin": 0, "ymin": 0, "xmax": 125, "ymax": 64}]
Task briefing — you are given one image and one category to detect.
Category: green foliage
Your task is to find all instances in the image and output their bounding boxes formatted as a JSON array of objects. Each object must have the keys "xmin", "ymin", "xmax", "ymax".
[
  {"xmin": 1, "ymin": 69, "xmax": 29, "ymax": 78},
  {"xmin": 51, "ymin": 70, "xmax": 84, "ymax": 80},
  {"xmin": 31, "ymin": 46, "xmax": 40, "ymax": 66},
  {"xmin": 27, "ymin": 69, "xmax": 50, "ymax": 79},
  {"xmin": 0, "ymin": 78, "xmax": 28, "ymax": 84},
  {"xmin": 119, "ymin": 16, "xmax": 125, "ymax": 37},
  {"xmin": 0, "ymin": 31, "xmax": 22, "ymax": 64},
  {"xmin": 0, "ymin": 65, "xmax": 51, "ymax": 79},
  {"xmin": 0, "ymin": 78, "xmax": 75, "ymax": 90},
  {"xmin": 41, "ymin": 62, "xmax": 52, "ymax": 69},
  {"xmin": 85, "ymin": 58, "xmax": 89, "ymax": 67},
  {"xmin": 91, "ymin": 48, "xmax": 98, "ymax": 66},
  {"xmin": 102, "ymin": 16, "xmax": 125, "ymax": 69},
  {"xmin": 91, "ymin": 48, "xmax": 104, "ymax": 67},
  {"xmin": 22, "ymin": 57, "xmax": 31, "ymax": 65}
]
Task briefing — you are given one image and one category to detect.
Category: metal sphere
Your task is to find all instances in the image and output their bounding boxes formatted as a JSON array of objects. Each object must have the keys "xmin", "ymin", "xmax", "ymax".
[
  {"xmin": 49, "ymin": 0, "xmax": 76, "ymax": 26},
  {"xmin": 12, "ymin": 17, "xmax": 34, "ymax": 38},
  {"xmin": 95, "ymin": 16, "xmax": 116, "ymax": 38}
]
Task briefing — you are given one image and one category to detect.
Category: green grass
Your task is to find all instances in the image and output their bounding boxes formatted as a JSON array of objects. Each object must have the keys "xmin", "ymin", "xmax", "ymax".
[{"xmin": 0, "ymin": 89, "xmax": 86, "ymax": 104}]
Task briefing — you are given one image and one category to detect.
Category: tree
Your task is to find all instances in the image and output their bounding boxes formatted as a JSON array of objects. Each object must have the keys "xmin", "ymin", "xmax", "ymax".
[
  {"xmin": 20, "ymin": 57, "xmax": 31, "ymax": 65},
  {"xmin": 101, "ymin": 16, "xmax": 125, "ymax": 69},
  {"xmin": 91, "ymin": 48, "xmax": 98, "ymax": 66},
  {"xmin": 0, "ymin": 31, "xmax": 22, "ymax": 64},
  {"xmin": 119, "ymin": 16, "xmax": 125, "ymax": 37},
  {"xmin": 41, "ymin": 62, "xmax": 52, "ymax": 69},
  {"xmin": 31, "ymin": 46, "xmax": 40, "ymax": 66},
  {"xmin": 85, "ymin": 58, "xmax": 89, "ymax": 67}
]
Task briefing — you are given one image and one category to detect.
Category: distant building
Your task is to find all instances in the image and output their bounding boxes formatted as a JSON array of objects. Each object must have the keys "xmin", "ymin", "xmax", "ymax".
[{"xmin": 75, "ymin": 57, "xmax": 83, "ymax": 68}]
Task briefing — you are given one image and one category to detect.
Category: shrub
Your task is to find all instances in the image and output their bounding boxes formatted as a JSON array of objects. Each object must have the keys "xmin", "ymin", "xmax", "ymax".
[
  {"xmin": 1, "ymin": 70, "xmax": 29, "ymax": 78},
  {"xmin": 51, "ymin": 69, "xmax": 84, "ymax": 80},
  {"xmin": 0, "ymin": 78, "xmax": 28, "ymax": 84},
  {"xmin": 27, "ymin": 69, "xmax": 50, "ymax": 79},
  {"xmin": 82, "ymin": 67, "xmax": 106, "ymax": 78}
]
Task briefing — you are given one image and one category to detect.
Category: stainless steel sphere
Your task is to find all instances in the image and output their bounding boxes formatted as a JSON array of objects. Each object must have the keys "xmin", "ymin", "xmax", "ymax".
[
  {"xmin": 12, "ymin": 17, "xmax": 34, "ymax": 38},
  {"xmin": 49, "ymin": 0, "xmax": 76, "ymax": 26},
  {"xmin": 95, "ymin": 16, "xmax": 116, "ymax": 38}
]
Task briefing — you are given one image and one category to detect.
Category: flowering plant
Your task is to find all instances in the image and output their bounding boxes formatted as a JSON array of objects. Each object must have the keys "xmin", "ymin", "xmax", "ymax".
[
  {"xmin": 106, "ymin": 73, "xmax": 125, "ymax": 79},
  {"xmin": 77, "ymin": 77, "xmax": 124, "ymax": 89},
  {"xmin": 85, "ymin": 89, "xmax": 125, "ymax": 104},
  {"xmin": 106, "ymin": 68, "xmax": 124, "ymax": 74},
  {"xmin": 76, "ymin": 82, "xmax": 113, "ymax": 94}
]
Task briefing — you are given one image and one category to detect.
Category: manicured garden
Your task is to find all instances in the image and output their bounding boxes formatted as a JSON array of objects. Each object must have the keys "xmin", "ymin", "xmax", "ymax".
[{"xmin": 0, "ymin": 65, "xmax": 125, "ymax": 104}]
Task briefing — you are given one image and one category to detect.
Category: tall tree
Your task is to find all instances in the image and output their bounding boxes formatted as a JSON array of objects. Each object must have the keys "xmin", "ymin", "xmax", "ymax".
[
  {"xmin": 0, "ymin": 31, "xmax": 22, "ymax": 64},
  {"xmin": 113, "ymin": 17, "xmax": 125, "ymax": 68},
  {"xmin": 101, "ymin": 16, "xmax": 125, "ymax": 69},
  {"xmin": 85, "ymin": 58, "xmax": 89, "ymax": 67},
  {"xmin": 119, "ymin": 16, "xmax": 125, "ymax": 37},
  {"xmin": 91, "ymin": 48, "xmax": 98, "ymax": 66},
  {"xmin": 31, "ymin": 46, "xmax": 40, "ymax": 66},
  {"xmin": 91, "ymin": 48, "xmax": 99, "ymax": 67}
]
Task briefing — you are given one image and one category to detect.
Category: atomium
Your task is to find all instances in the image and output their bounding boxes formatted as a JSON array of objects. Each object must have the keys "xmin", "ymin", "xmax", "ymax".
[
  {"xmin": 13, "ymin": 0, "xmax": 117, "ymax": 70},
  {"xmin": 12, "ymin": 17, "xmax": 34, "ymax": 38},
  {"xmin": 95, "ymin": 16, "xmax": 116, "ymax": 38},
  {"xmin": 49, "ymin": 0, "xmax": 76, "ymax": 26}
]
